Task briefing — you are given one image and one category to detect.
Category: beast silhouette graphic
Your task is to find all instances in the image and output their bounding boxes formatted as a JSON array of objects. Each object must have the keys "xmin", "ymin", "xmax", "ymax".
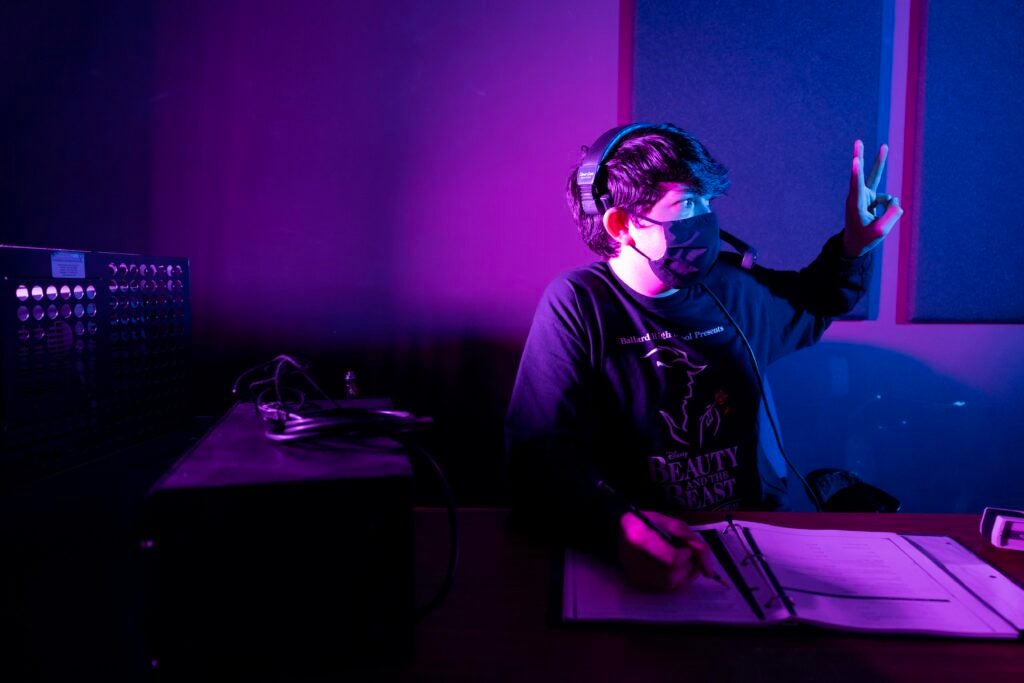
[{"xmin": 643, "ymin": 346, "xmax": 707, "ymax": 446}]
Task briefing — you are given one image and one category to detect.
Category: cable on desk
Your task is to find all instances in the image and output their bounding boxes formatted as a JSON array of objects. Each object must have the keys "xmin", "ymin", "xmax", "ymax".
[{"xmin": 230, "ymin": 354, "xmax": 461, "ymax": 618}]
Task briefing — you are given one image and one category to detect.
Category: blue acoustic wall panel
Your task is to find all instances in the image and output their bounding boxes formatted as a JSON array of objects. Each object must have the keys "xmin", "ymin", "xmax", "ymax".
[
  {"xmin": 632, "ymin": 0, "xmax": 890, "ymax": 319},
  {"xmin": 906, "ymin": 0, "xmax": 1024, "ymax": 322}
]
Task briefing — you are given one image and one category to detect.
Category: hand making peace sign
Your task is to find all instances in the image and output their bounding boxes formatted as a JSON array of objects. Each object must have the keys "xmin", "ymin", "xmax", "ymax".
[{"xmin": 843, "ymin": 139, "xmax": 904, "ymax": 258}]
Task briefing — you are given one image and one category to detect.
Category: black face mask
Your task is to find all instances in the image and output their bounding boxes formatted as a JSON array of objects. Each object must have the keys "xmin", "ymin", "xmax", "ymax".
[{"xmin": 630, "ymin": 212, "xmax": 721, "ymax": 288}]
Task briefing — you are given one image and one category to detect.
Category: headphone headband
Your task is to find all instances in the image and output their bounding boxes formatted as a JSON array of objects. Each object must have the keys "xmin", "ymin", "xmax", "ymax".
[{"xmin": 577, "ymin": 123, "xmax": 651, "ymax": 216}]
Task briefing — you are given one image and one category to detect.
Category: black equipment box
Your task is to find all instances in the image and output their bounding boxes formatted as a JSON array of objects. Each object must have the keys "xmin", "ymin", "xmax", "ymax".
[
  {"xmin": 142, "ymin": 402, "xmax": 415, "ymax": 680},
  {"xmin": 0, "ymin": 245, "xmax": 191, "ymax": 489}
]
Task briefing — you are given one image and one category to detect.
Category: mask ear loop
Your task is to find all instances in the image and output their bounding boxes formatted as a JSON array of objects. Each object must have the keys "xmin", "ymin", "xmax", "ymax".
[
  {"xmin": 630, "ymin": 214, "xmax": 757, "ymax": 271},
  {"xmin": 624, "ymin": 213, "xmax": 655, "ymax": 261}
]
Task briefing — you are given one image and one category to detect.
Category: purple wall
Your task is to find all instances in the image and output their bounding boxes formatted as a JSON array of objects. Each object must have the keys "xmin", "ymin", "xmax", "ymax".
[{"xmin": 150, "ymin": 0, "xmax": 616, "ymax": 350}]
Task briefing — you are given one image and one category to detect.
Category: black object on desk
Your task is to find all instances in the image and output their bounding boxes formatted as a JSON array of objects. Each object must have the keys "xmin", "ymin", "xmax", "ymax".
[{"xmin": 142, "ymin": 402, "xmax": 414, "ymax": 680}]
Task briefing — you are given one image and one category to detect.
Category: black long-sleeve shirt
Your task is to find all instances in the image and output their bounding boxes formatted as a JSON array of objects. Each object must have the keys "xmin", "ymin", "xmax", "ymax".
[{"xmin": 505, "ymin": 233, "xmax": 873, "ymax": 554}]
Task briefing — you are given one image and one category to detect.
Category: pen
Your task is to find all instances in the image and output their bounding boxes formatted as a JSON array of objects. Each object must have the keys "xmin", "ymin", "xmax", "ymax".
[{"xmin": 596, "ymin": 480, "xmax": 729, "ymax": 588}]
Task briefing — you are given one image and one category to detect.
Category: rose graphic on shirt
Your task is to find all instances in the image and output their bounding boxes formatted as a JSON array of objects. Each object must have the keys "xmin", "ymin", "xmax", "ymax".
[
  {"xmin": 699, "ymin": 389, "xmax": 730, "ymax": 446},
  {"xmin": 643, "ymin": 345, "xmax": 707, "ymax": 446}
]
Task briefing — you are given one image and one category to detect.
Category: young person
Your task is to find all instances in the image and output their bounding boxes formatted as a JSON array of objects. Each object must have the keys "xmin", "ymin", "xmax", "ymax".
[{"xmin": 505, "ymin": 124, "xmax": 902, "ymax": 591}]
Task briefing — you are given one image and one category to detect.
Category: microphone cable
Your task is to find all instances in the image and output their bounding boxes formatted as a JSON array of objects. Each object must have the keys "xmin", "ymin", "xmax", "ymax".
[{"xmin": 698, "ymin": 284, "xmax": 825, "ymax": 512}]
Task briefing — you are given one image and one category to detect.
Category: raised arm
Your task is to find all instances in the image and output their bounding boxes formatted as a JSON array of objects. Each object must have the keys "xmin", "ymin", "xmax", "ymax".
[{"xmin": 720, "ymin": 140, "xmax": 904, "ymax": 365}]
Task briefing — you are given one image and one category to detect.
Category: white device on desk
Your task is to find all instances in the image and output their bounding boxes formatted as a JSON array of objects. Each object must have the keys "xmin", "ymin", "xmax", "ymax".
[{"xmin": 981, "ymin": 507, "xmax": 1024, "ymax": 551}]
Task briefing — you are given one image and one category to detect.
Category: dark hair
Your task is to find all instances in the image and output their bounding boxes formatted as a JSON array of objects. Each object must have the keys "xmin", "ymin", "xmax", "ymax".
[{"xmin": 566, "ymin": 124, "xmax": 730, "ymax": 258}]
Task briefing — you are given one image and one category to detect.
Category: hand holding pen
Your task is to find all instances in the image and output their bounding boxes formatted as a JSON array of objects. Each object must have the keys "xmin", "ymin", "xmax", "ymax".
[{"xmin": 599, "ymin": 481, "xmax": 729, "ymax": 591}]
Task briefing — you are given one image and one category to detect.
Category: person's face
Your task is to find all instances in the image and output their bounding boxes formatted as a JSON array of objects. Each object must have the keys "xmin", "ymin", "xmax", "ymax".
[{"xmin": 628, "ymin": 182, "xmax": 712, "ymax": 259}]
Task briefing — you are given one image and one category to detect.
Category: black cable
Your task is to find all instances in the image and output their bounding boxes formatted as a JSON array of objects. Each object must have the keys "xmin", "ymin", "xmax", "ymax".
[
  {"xmin": 272, "ymin": 355, "xmax": 343, "ymax": 411},
  {"xmin": 400, "ymin": 437, "xmax": 460, "ymax": 619},
  {"xmin": 698, "ymin": 283, "xmax": 825, "ymax": 512},
  {"xmin": 231, "ymin": 359, "xmax": 278, "ymax": 396}
]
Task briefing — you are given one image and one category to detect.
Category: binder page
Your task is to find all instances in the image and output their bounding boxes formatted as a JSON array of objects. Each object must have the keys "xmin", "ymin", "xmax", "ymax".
[
  {"xmin": 562, "ymin": 523, "xmax": 779, "ymax": 625},
  {"xmin": 904, "ymin": 535, "xmax": 1024, "ymax": 630},
  {"xmin": 738, "ymin": 521, "xmax": 1018, "ymax": 638}
]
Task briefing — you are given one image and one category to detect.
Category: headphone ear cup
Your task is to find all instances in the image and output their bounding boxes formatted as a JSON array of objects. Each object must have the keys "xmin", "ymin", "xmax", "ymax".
[{"xmin": 577, "ymin": 124, "xmax": 649, "ymax": 216}]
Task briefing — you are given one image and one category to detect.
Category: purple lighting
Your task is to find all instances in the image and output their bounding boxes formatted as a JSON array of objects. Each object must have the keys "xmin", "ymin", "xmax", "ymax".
[{"xmin": 149, "ymin": 0, "xmax": 620, "ymax": 345}]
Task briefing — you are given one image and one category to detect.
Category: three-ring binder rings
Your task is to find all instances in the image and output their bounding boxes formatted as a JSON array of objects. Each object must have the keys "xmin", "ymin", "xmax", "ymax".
[{"xmin": 563, "ymin": 519, "xmax": 1024, "ymax": 639}]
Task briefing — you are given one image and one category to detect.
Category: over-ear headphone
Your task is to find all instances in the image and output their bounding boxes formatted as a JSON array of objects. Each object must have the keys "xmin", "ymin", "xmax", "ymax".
[
  {"xmin": 577, "ymin": 123, "xmax": 758, "ymax": 270},
  {"xmin": 577, "ymin": 123, "xmax": 651, "ymax": 216}
]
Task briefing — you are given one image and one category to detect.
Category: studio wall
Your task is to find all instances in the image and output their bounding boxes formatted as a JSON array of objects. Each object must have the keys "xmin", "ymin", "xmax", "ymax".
[
  {"xmin": 632, "ymin": 0, "xmax": 1024, "ymax": 511},
  {"xmin": 905, "ymin": 0, "xmax": 1024, "ymax": 322},
  {"xmin": 150, "ymin": 0, "xmax": 618, "ymax": 344},
  {"xmin": 633, "ymin": 0, "xmax": 889, "ymax": 320}
]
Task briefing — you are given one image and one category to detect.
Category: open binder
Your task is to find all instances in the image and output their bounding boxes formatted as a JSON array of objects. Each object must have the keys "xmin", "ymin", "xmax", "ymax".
[{"xmin": 563, "ymin": 519, "xmax": 1024, "ymax": 639}]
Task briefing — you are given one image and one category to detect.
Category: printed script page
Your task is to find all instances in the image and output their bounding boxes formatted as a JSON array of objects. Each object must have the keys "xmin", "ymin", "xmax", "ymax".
[
  {"xmin": 738, "ymin": 521, "xmax": 1018, "ymax": 638},
  {"xmin": 563, "ymin": 523, "xmax": 786, "ymax": 625},
  {"xmin": 904, "ymin": 535, "xmax": 1024, "ymax": 630}
]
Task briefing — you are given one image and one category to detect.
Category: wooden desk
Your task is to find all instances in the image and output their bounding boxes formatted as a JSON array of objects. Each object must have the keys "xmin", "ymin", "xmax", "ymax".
[{"xmin": 409, "ymin": 509, "xmax": 1024, "ymax": 682}]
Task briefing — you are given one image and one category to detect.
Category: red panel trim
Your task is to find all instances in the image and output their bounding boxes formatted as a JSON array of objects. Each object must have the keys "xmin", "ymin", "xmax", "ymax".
[{"xmin": 897, "ymin": 0, "xmax": 928, "ymax": 323}]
